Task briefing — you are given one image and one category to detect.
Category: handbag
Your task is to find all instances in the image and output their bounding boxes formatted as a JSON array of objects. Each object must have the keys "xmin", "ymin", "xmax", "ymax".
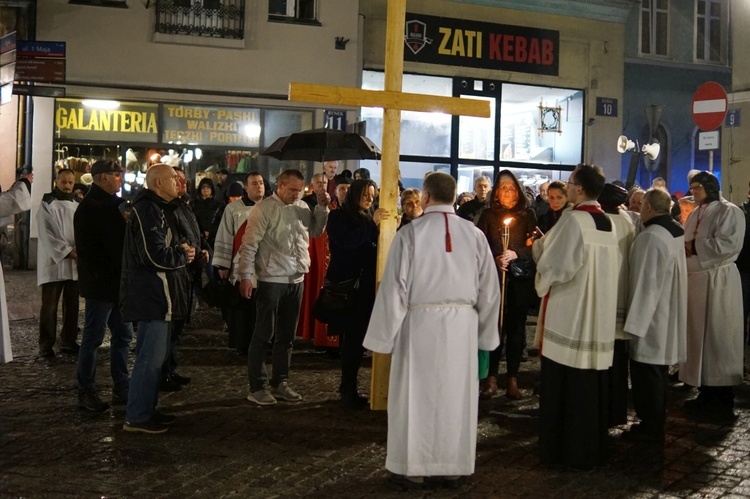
[
  {"xmin": 508, "ymin": 258, "xmax": 536, "ymax": 281},
  {"xmin": 312, "ymin": 277, "xmax": 360, "ymax": 324}
]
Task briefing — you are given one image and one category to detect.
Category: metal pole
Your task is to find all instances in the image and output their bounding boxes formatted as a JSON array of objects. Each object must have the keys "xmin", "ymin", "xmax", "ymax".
[{"xmin": 709, "ymin": 149, "xmax": 714, "ymax": 172}]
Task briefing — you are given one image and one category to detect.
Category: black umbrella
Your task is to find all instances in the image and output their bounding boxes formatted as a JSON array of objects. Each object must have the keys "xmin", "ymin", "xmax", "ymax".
[{"xmin": 262, "ymin": 128, "xmax": 381, "ymax": 162}]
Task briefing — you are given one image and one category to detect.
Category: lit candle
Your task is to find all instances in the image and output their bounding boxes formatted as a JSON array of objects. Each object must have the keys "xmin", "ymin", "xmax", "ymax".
[{"xmin": 502, "ymin": 218, "xmax": 512, "ymax": 252}]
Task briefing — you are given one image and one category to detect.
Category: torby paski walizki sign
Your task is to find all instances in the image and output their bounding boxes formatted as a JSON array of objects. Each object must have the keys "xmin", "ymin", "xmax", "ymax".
[{"xmin": 404, "ymin": 13, "xmax": 559, "ymax": 76}]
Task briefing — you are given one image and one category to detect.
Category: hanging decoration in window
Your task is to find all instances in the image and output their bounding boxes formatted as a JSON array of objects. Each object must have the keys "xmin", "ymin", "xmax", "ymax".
[{"xmin": 539, "ymin": 100, "xmax": 562, "ymax": 135}]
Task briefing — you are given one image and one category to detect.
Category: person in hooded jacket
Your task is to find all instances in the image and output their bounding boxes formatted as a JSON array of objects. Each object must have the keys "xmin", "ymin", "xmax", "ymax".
[
  {"xmin": 476, "ymin": 170, "xmax": 537, "ymax": 400},
  {"xmin": 192, "ymin": 177, "xmax": 223, "ymax": 244}
]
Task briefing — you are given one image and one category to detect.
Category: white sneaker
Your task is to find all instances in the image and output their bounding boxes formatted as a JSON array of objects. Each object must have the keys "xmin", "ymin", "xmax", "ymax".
[
  {"xmin": 270, "ymin": 382, "xmax": 303, "ymax": 402},
  {"xmin": 246, "ymin": 389, "xmax": 277, "ymax": 406}
]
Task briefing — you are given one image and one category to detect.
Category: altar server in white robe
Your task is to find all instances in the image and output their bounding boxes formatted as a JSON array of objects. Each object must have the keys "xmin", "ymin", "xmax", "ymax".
[
  {"xmin": 0, "ymin": 173, "xmax": 34, "ymax": 363},
  {"xmin": 363, "ymin": 172, "xmax": 499, "ymax": 490},
  {"xmin": 533, "ymin": 163, "xmax": 619, "ymax": 470},
  {"xmin": 624, "ymin": 188, "xmax": 687, "ymax": 442},
  {"xmin": 679, "ymin": 171, "xmax": 745, "ymax": 414},
  {"xmin": 36, "ymin": 168, "xmax": 80, "ymax": 358}
]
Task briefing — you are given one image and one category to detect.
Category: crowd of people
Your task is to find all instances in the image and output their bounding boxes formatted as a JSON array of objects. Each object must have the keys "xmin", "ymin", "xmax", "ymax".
[{"xmin": 2, "ymin": 159, "xmax": 747, "ymax": 489}]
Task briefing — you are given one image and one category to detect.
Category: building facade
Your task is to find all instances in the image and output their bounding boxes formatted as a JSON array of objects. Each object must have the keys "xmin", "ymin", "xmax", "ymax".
[{"xmin": 620, "ymin": 0, "xmax": 733, "ymax": 195}]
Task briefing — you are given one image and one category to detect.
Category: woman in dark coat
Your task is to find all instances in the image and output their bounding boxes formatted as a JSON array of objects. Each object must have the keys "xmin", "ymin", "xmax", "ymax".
[
  {"xmin": 325, "ymin": 179, "xmax": 388, "ymax": 408},
  {"xmin": 476, "ymin": 169, "xmax": 538, "ymax": 400},
  {"xmin": 192, "ymin": 178, "xmax": 223, "ymax": 244}
]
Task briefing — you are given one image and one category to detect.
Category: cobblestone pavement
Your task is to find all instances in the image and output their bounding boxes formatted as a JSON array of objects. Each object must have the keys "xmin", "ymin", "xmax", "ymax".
[{"xmin": 2, "ymin": 269, "xmax": 750, "ymax": 498}]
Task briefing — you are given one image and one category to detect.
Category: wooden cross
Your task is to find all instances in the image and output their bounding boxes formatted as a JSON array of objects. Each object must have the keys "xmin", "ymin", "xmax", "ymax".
[{"xmin": 289, "ymin": 0, "xmax": 491, "ymax": 410}]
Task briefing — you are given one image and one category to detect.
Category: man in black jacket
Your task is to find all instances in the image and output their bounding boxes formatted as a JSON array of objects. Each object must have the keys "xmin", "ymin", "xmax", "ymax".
[
  {"xmin": 159, "ymin": 167, "xmax": 211, "ymax": 390},
  {"xmin": 75, "ymin": 160, "xmax": 133, "ymax": 413},
  {"xmin": 121, "ymin": 163, "xmax": 195, "ymax": 434}
]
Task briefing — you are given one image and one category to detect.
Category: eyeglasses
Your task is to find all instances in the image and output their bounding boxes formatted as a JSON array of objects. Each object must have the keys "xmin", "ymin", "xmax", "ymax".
[
  {"xmin": 689, "ymin": 185, "xmax": 704, "ymax": 192},
  {"xmin": 498, "ymin": 187, "xmax": 516, "ymax": 193},
  {"xmin": 105, "ymin": 172, "xmax": 122, "ymax": 178}
]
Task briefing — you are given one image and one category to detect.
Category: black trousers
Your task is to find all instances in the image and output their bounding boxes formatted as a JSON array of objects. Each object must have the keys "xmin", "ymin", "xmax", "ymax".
[
  {"xmin": 339, "ymin": 328, "xmax": 366, "ymax": 394},
  {"xmin": 228, "ymin": 290, "xmax": 257, "ymax": 353},
  {"xmin": 39, "ymin": 280, "xmax": 79, "ymax": 350},
  {"xmin": 539, "ymin": 356, "xmax": 609, "ymax": 470},
  {"xmin": 629, "ymin": 359, "xmax": 668, "ymax": 437},
  {"xmin": 607, "ymin": 339, "xmax": 630, "ymax": 427}
]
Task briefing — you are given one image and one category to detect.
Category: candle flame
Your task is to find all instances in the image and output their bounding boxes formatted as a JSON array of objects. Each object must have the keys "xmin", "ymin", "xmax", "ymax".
[{"xmin": 503, "ymin": 218, "xmax": 512, "ymax": 226}]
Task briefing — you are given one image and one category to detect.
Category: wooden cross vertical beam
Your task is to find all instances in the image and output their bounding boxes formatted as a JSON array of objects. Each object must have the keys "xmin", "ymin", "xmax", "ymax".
[
  {"xmin": 367, "ymin": 0, "xmax": 407, "ymax": 411},
  {"xmin": 288, "ymin": 0, "xmax": 490, "ymax": 411}
]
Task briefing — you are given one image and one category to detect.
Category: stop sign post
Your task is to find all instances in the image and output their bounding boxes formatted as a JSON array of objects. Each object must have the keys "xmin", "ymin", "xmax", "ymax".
[{"xmin": 692, "ymin": 82, "xmax": 728, "ymax": 172}]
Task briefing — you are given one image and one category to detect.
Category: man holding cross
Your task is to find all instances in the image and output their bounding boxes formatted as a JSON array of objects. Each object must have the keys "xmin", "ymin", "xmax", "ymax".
[{"xmin": 363, "ymin": 172, "xmax": 500, "ymax": 490}]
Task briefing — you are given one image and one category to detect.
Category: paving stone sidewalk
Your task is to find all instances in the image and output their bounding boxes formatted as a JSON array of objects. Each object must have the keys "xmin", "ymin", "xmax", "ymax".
[{"xmin": 2, "ymin": 269, "xmax": 750, "ymax": 498}]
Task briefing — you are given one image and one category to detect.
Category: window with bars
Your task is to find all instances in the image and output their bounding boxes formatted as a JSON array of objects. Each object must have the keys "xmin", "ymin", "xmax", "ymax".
[
  {"xmin": 155, "ymin": 0, "xmax": 245, "ymax": 39},
  {"xmin": 640, "ymin": 0, "xmax": 669, "ymax": 57},
  {"xmin": 696, "ymin": 0, "xmax": 724, "ymax": 62},
  {"xmin": 268, "ymin": 0, "xmax": 317, "ymax": 24}
]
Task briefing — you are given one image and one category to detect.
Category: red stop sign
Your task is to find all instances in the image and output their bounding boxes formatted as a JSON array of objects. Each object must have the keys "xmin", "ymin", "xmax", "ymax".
[{"xmin": 692, "ymin": 82, "xmax": 728, "ymax": 131}]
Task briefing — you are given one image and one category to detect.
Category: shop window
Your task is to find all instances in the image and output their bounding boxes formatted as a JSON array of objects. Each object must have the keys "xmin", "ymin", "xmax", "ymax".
[
  {"xmin": 269, "ymin": 0, "xmax": 318, "ymax": 24},
  {"xmin": 458, "ymin": 96, "xmax": 495, "ymax": 161},
  {"xmin": 155, "ymin": 0, "xmax": 245, "ymax": 39},
  {"xmin": 640, "ymin": 0, "xmax": 669, "ymax": 57},
  {"xmin": 361, "ymin": 71, "xmax": 453, "ymax": 158},
  {"xmin": 696, "ymin": 0, "xmax": 726, "ymax": 63},
  {"xmin": 499, "ymin": 83, "xmax": 584, "ymax": 167}
]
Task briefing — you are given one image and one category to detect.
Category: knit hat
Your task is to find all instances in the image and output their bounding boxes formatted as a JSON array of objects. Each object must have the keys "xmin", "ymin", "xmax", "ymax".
[
  {"xmin": 598, "ymin": 183, "xmax": 628, "ymax": 212},
  {"xmin": 227, "ymin": 182, "xmax": 244, "ymax": 198},
  {"xmin": 690, "ymin": 171, "xmax": 720, "ymax": 203}
]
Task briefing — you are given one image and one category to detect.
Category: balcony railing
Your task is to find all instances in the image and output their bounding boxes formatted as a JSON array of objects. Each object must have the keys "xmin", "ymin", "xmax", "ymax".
[{"xmin": 155, "ymin": 0, "xmax": 245, "ymax": 40}]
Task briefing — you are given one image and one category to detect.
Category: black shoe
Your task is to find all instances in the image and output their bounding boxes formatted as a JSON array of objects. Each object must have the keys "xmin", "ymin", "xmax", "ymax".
[
  {"xmin": 442, "ymin": 476, "xmax": 468, "ymax": 490},
  {"xmin": 151, "ymin": 410, "xmax": 177, "ymax": 426},
  {"xmin": 39, "ymin": 348, "xmax": 55, "ymax": 358},
  {"xmin": 111, "ymin": 387, "xmax": 129, "ymax": 405},
  {"xmin": 388, "ymin": 474, "xmax": 424, "ymax": 491},
  {"xmin": 171, "ymin": 372, "xmax": 191, "ymax": 385},
  {"xmin": 160, "ymin": 376, "xmax": 183, "ymax": 392},
  {"xmin": 340, "ymin": 392, "xmax": 369, "ymax": 410},
  {"xmin": 59, "ymin": 342, "xmax": 80, "ymax": 355},
  {"xmin": 622, "ymin": 425, "xmax": 663, "ymax": 444},
  {"xmin": 78, "ymin": 392, "xmax": 110, "ymax": 413},
  {"xmin": 123, "ymin": 419, "xmax": 169, "ymax": 434},
  {"xmin": 520, "ymin": 350, "xmax": 529, "ymax": 362}
]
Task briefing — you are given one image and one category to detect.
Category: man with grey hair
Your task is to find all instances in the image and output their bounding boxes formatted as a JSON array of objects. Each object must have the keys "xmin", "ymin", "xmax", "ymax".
[
  {"xmin": 364, "ymin": 171, "xmax": 500, "ymax": 489},
  {"xmin": 302, "ymin": 173, "xmax": 328, "ymax": 210},
  {"xmin": 238, "ymin": 169, "xmax": 330, "ymax": 405},
  {"xmin": 623, "ymin": 188, "xmax": 687, "ymax": 442},
  {"xmin": 121, "ymin": 163, "xmax": 195, "ymax": 433},
  {"xmin": 457, "ymin": 175, "xmax": 491, "ymax": 224}
]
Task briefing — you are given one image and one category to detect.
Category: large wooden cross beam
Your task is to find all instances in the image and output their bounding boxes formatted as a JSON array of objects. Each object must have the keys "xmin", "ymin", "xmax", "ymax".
[{"xmin": 289, "ymin": 0, "xmax": 491, "ymax": 410}]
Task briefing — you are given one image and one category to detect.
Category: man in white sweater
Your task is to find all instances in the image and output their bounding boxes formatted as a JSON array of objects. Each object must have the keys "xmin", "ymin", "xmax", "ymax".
[{"xmin": 238, "ymin": 169, "xmax": 329, "ymax": 405}]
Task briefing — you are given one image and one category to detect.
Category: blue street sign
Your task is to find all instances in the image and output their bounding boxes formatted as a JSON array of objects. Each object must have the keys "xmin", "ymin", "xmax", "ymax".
[
  {"xmin": 17, "ymin": 41, "xmax": 66, "ymax": 58},
  {"xmin": 725, "ymin": 108, "xmax": 740, "ymax": 128}
]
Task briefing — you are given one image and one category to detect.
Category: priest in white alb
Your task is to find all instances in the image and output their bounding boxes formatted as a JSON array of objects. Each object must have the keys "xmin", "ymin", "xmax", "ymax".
[
  {"xmin": 363, "ymin": 172, "xmax": 500, "ymax": 491},
  {"xmin": 533, "ymin": 163, "xmax": 619, "ymax": 470},
  {"xmin": 0, "ymin": 173, "xmax": 34, "ymax": 363},
  {"xmin": 623, "ymin": 188, "xmax": 687, "ymax": 442},
  {"xmin": 679, "ymin": 171, "xmax": 745, "ymax": 415}
]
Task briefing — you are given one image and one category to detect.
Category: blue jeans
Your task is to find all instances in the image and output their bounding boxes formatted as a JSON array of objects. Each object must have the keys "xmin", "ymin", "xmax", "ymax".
[
  {"xmin": 247, "ymin": 282, "xmax": 303, "ymax": 392},
  {"xmin": 126, "ymin": 320, "xmax": 170, "ymax": 424},
  {"xmin": 77, "ymin": 298, "xmax": 133, "ymax": 394}
]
